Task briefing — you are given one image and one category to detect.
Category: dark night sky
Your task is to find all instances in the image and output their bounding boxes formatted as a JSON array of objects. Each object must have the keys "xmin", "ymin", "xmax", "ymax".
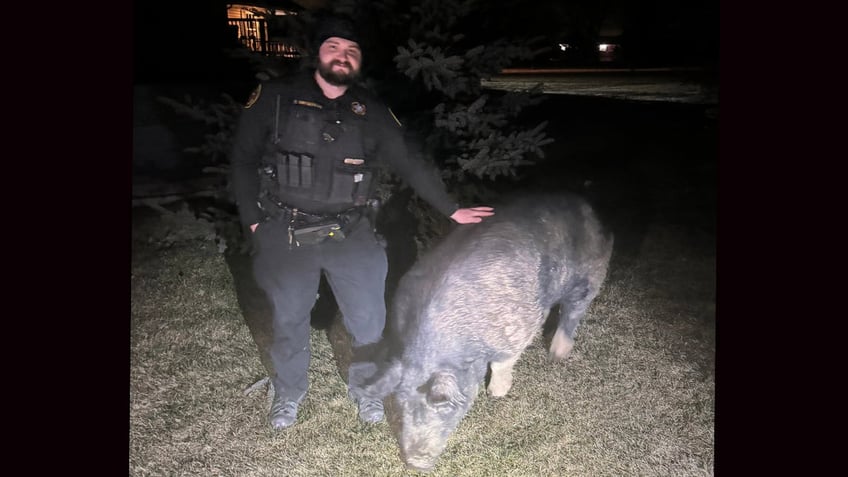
[
  {"xmin": 133, "ymin": 0, "xmax": 717, "ymax": 83},
  {"xmin": 134, "ymin": 1, "xmax": 246, "ymax": 83}
]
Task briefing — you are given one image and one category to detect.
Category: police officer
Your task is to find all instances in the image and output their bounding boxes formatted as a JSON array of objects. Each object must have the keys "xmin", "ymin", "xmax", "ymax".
[{"xmin": 230, "ymin": 16, "xmax": 494, "ymax": 430}]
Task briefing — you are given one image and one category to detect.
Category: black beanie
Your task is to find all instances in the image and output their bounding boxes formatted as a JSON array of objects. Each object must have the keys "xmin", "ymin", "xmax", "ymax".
[{"xmin": 314, "ymin": 16, "xmax": 361, "ymax": 48}]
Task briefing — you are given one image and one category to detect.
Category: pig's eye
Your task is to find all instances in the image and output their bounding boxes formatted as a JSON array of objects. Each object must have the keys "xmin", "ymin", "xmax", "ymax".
[
  {"xmin": 432, "ymin": 400, "xmax": 457, "ymax": 414},
  {"xmin": 428, "ymin": 391, "xmax": 452, "ymax": 406},
  {"xmin": 426, "ymin": 389, "xmax": 460, "ymax": 412},
  {"xmin": 424, "ymin": 371, "xmax": 466, "ymax": 409}
]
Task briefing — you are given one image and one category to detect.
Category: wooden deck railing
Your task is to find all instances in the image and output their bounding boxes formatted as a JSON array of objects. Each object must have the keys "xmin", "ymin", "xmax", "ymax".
[{"xmin": 228, "ymin": 18, "xmax": 300, "ymax": 58}]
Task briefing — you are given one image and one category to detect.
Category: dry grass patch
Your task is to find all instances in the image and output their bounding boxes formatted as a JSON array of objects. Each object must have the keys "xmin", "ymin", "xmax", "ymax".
[{"xmin": 131, "ymin": 220, "xmax": 713, "ymax": 476}]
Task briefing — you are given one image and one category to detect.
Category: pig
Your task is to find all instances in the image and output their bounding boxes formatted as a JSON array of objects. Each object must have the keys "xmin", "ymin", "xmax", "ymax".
[{"xmin": 349, "ymin": 192, "xmax": 614, "ymax": 472}]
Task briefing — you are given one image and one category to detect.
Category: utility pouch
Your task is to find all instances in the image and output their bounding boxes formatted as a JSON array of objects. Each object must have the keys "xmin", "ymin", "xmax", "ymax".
[
  {"xmin": 329, "ymin": 158, "xmax": 373, "ymax": 205},
  {"xmin": 278, "ymin": 152, "xmax": 313, "ymax": 188}
]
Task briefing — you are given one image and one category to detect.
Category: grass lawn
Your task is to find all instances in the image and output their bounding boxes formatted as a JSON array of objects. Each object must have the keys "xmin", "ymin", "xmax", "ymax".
[{"xmin": 131, "ymin": 95, "xmax": 715, "ymax": 476}]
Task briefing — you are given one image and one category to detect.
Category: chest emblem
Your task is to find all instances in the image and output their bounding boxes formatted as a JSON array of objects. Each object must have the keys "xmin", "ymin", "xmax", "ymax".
[
  {"xmin": 293, "ymin": 99, "xmax": 323, "ymax": 109},
  {"xmin": 351, "ymin": 102, "xmax": 367, "ymax": 116}
]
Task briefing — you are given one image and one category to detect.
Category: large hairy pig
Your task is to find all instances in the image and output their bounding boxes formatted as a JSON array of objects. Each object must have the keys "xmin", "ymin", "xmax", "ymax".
[{"xmin": 349, "ymin": 193, "xmax": 614, "ymax": 472}]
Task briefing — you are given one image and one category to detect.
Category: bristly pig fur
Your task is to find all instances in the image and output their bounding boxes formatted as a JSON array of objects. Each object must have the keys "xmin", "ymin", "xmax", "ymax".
[{"xmin": 350, "ymin": 192, "xmax": 613, "ymax": 472}]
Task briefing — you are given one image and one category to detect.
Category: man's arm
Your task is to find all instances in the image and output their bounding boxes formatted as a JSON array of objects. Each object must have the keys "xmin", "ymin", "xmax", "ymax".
[
  {"xmin": 230, "ymin": 84, "xmax": 270, "ymax": 231},
  {"xmin": 375, "ymin": 107, "xmax": 493, "ymax": 224}
]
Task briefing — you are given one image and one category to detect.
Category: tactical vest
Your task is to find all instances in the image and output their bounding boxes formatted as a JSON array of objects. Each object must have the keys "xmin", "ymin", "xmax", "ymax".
[{"xmin": 258, "ymin": 91, "xmax": 377, "ymax": 217}]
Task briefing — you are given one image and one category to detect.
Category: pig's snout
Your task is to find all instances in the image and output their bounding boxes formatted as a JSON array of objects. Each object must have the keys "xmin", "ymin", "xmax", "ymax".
[{"xmin": 403, "ymin": 455, "xmax": 437, "ymax": 473}]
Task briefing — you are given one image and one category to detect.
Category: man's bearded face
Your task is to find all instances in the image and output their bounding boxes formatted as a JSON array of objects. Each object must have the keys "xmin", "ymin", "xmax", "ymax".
[{"xmin": 317, "ymin": 37, "xmax": 362, "ymax": 86}]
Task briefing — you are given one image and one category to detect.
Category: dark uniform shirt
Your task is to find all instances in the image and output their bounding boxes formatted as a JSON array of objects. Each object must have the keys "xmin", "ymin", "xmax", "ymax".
[{"xmin": 230, "ymin": 71, "xmax": 458, "ymax": 228}]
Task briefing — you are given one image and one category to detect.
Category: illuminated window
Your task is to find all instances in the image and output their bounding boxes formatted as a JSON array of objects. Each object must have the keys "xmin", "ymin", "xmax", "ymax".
[{"xmin": 226, "ymin": 3, "xmax": 299, "ymax": 57}]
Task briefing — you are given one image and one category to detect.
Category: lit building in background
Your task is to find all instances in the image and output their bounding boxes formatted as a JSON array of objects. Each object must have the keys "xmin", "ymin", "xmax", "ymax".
[
  {"xmin": 598, "ymin": 42, "xmax": 621, "ymax": 63},
  {"xmin": 227, "ymin": 3, "xmax": 300, "ymax": 57}
]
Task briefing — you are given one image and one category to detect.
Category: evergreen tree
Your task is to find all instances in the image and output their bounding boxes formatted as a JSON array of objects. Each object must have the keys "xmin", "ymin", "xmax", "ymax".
[{"xmin": 322, "ymin": 0, "xmax": 554, "ymax": 245}]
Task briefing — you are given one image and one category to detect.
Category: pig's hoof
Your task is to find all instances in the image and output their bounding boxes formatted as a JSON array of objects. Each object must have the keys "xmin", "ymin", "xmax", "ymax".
[
  {"xmin": 487, "ymin": 379, "xmax": 512, "ymax": 397},
  {"xmin": 549, "ymin": 329, "xmax": 575, "ymax": 361}
]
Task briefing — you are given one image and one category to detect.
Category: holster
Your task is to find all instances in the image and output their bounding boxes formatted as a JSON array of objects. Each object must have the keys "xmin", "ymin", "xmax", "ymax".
[
  {"xmin": 292, "ymin": 220, "xmax": 345, "ymax": 246},
  {"xmin": 287, "ymin": 207, "xmax": 367, "ymax": 248}
]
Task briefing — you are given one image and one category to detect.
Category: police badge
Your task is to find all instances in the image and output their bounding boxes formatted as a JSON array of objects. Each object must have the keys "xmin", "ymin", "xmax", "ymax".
[{"xmin": 351, "ymin": 101, "xmax": 367, "ymax": 116}]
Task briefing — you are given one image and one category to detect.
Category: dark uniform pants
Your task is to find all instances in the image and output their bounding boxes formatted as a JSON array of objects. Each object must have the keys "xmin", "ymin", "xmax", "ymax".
[{"xmin": 251, "ymin": 217, "xmax": 388, "ymax": 403}]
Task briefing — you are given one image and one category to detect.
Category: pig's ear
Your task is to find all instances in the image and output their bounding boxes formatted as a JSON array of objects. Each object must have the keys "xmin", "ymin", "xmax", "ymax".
[
  {"xmin": 426, "ymin": 371, "xmax": 466, "ymax": 408},
  {"xmin": 357, "ymin": 359, "xmax": 403, "ymax": 399}
]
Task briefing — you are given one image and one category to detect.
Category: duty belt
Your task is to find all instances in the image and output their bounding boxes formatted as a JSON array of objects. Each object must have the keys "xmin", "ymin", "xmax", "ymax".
[
  {"xmin": 279, "ymin": 203, "xmax": 366, "ymax": 248},
  {"xmin": 283, "ymin": 205, "xmax": 364, "ymax": 226}
]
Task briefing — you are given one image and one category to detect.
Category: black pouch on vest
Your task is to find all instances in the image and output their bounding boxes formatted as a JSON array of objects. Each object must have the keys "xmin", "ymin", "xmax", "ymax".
[
  {"xmin": 329, "ymin": 158, "xmax": 373, "ymax": 205},
  {"xmin": 278, "ymin": 152, "xmax": 313, "ymax": 188}
]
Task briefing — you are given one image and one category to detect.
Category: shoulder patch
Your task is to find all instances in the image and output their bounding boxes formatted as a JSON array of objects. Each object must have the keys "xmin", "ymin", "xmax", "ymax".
[
  {"xmin": 388, "ymin": 108, "xmax": 402, "ymax": 127},
  {"xmin": 245, "ymin": 84, "xmax": 262, "ymax": 109}
]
